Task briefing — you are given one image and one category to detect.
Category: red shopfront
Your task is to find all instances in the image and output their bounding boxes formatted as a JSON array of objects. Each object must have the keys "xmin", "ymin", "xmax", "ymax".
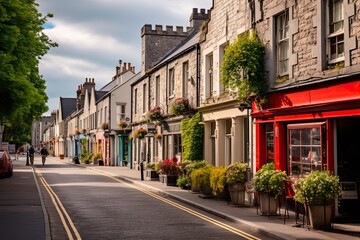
[{"xmin": 253, "ymin": 75, "xmax": 360, "ymax": 221}]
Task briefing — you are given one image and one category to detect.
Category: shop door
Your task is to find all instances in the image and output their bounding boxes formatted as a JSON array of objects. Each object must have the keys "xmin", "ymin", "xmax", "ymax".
[{"xmin": 336, "ymin": 117, "xmax": 360, "ymax": 221}]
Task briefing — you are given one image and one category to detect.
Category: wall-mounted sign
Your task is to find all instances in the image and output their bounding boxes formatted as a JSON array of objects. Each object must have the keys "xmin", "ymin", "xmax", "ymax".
[{"xmin": 341, "ymin": 182, "xmax": 358, "ymax": 200}]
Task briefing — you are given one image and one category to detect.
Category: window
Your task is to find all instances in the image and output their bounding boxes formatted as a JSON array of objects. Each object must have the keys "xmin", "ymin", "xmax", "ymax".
[
  {"xmin": 134, "ymin": 89, "xmax": 138, "ymax": 114},
  {"xmin": 156, "ymin": 75, "xmax": 160, "ymax": 107},
  {"xmin": 328, "ymin": 0, "xmax": 344, "ymax": 63},
  {"xmin": 174, "ymin": 134, "xmax": 182, "ymax": 157},
  {"xmin": 116, "ymin": 104, "xmax": 126, "ymax": 122},
  {"xmin": 206, "ymin": 53, "xmax": 214, "ymax": 96},
  {"xmin": 265, "ymin": 124, "xmax": 274, "ymax": 163},
  {"xmin": 168, "ymin": 68, "xmax": 175, "ymax": 97},
  {"xmin": 276, "ymin": 10, "xmax": 289, "ymax": 77},
  {"xmin": 288, "ymin": 123, "xmax": 326, "ymax": 176},
  {"xmin": 210, "ymin": 122, "xmax": 216, "ymax": 165},
  {"xmin": 182, "ymin": 61, "xmax": 189, "ymax": 97},
  {"xmin": 104, "ymin": 106, "xmax": 107, "ymax": 123},
  {"xmin": 143, "ymin": 83, "xmax": 147, "ymax": 113}
]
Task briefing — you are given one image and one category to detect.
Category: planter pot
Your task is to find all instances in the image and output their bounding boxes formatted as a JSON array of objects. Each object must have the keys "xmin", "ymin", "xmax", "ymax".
[
  {"xmin": 98, "ymin": 160, "xmax": 104, "ymax": 166},
  {"xmin": 59, "ymin": 154, "xmax": 64, "ymax": 159},
  {"xmin": 308, "ymin": 204, "xmax": 332, "ymax": 230},
  {"xmin": 190, "ymin": 184, "xmax": 201, "ymax": 193},
  {"xmin": 201, "ymin": 184, "xmax": 213, "ymax": 196},
  {"xmin": 146, "ymin": 169, "xmax": 159, "ymax": 181},
  {"xmin": 159, "ymin": 174, "xmax": 165, "ymax": 183},
  {"xmin": 163, "ymin": 175, "xmax": 178, "ymax": 186},
  {"xmin": 259, "ymin": 192, "xmax": 279, "ymax": 215},
  {"xmin": 228, "ymin": 182, "xmax": 246, "ymax": 205}
]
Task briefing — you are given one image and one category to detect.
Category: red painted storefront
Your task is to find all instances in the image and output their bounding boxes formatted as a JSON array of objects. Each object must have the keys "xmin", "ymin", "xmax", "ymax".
[{"xmin": 252, "ymin": 74, "xmax": 360, "ymax": 219}]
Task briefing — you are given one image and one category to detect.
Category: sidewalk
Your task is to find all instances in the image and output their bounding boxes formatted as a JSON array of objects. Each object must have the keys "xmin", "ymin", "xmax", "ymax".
[{"xmin": 69, "ymin": 158, "xmax": 360, "ymax": 240}]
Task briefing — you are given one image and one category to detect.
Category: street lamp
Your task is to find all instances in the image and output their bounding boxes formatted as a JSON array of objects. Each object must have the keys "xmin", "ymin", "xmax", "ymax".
[{"xmin": 235, "ymin": 103, "xmax": 252, "ymax": 180}]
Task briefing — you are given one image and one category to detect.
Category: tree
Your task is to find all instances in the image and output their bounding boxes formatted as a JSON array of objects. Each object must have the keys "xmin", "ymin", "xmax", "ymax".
[
  {"xmin": 0, "ymin": 0, "xmax": 57, "ymax": 144},
  {"xmin": 220, "ymin": 30, "xmax": 267, "ymax": 104}
]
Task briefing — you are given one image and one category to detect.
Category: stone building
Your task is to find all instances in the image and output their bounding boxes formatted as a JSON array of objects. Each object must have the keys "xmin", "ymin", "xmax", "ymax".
[{"xmin": 131, "ymin": 8, "xmax": 208, "ymax": 169}]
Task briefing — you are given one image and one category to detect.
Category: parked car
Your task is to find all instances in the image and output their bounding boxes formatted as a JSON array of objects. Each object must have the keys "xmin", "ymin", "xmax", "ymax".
[{"xmin": 0, "ymin": 150, "xmax": 13, "ymax": 178}]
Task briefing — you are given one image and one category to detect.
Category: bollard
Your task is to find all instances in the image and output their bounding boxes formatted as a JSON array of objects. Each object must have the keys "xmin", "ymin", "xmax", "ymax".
[
  {"xmin": 26, "ymin": 151, "xmax": 29, "ymax": 166},
  {"xmin": 140, "ymin": 161, "xmax": 144, "ymax": 181}
]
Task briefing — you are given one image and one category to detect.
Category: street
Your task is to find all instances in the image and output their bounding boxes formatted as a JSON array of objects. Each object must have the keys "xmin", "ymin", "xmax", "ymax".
[{"xmin": 34, "ymin": 157, "xmax": 271, "ymax": 240}]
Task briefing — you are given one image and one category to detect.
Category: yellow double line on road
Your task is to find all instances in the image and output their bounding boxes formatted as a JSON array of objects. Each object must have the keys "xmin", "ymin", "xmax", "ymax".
[
  {"xmin": 89, "ymin": 168, "xmax": 262, "ymax": 240},
  {"xmin": 34, "ymin": 166, "xmax": 82, "ymax": 240}
]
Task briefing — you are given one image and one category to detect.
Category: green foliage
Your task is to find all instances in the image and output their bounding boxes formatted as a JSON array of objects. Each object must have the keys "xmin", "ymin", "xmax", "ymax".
[
  {"xmin": 0, "ymin": 0, "xmax": 57, "ymax": 144},
  {"xmin": 210, "ymin": 166, "xmax": 226, "ymax": 194},
  {"xmin": 181, "ymin": 112, "xmax": 204, "ymax": 160},
  {"xmin": 225, "ymin": 162, "xmax": 248, "ymax": 185},
  {"xmin": 169, "ymin": 97, "xmax": 193, "ymax": 115},
  {"xmin": 147, "ymin": 163, "xmax": 156, "ymax": 170},
  {"xmin": 182, "ymin": 160, "xmax": 206, "ymax": 177},
  {"xmin": 190, "ymin": 164, "xmax": 214, "ymax": 190},
  {"xmin": 220, "ymin": 30, "xmax": 267, "ymax": 103},
  {"xmin": 294, "ymin": 171, "xmax": 342, "ymax": 205},
  {"xmin": 80, "ymin": 151, "xmax": 93, "ymax": 163},
  {"xmin": 92, "ymin": 152, "xmax": 102, "ymax": 160},
  {"xmin": 253, "ymin": 162, "xmax": 288, "ymax": 198},
  {"xmin": 176, "ymin": 176, "xmax": 189, "ymax": 189}
]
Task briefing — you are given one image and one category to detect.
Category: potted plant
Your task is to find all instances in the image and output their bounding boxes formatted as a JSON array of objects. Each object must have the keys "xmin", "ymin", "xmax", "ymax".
[
  {"xmin": 92, "ymin": 152, "xmax": 102, "ymax": 165},
  {"xmin": 225, "ymin": 162, "xmax": 248, "ymax": 205},
  {"xmin": 145, "ymin": 163, "xmax": 159, "ymax": 181},
  {"xmin": 156, "ymin": 157, "xmax": 182, "ymax": 186},
  {"xmin": 176, "ymin": 176, "xmax": 190, "ymax": 190},
  {"xmin": 183, "ymin": 160, "xmax": 207, "ymax": 192},
  {"xmin": 190, "ymin": 164, "xmax": 214, "ymax": 196},
  {"xmin": 294, "ymin": 170, "xmax": 342, "ymax": 229},
  {"xmin": 210, "ymin": 166, "xmax": 227, "ymax": 199},
  {"xmin": 253, "ymin": 162, "xmax": 288, "ymax": 215}
]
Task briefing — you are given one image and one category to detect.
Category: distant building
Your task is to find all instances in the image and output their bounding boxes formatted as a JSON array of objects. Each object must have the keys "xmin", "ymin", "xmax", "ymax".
[{"xmin": 32, "ymin": 116, "xmax": 51, "ymax": 149}]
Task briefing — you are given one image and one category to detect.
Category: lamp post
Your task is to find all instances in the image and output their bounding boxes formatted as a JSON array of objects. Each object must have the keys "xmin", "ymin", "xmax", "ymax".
[
  {"xmin": 26, "ymin": 144, "xmax": 30, "ymax": 166},
  {"xmin": 236, "ymin": 103, "xmax": 252, "ymax": 179}
]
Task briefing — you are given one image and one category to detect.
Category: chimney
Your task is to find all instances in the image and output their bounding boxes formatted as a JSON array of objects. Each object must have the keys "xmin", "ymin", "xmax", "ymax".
[
  {"xmin": 189, "ymin": 8, "xmax": 209, "ymax": 29},
  {"xmin": 127, "ymin": 62, "xmax": 131, "ymax": 71},
  {"xmin": 116, "ymin": 66, "xmax": 120, "ymax": 76},
  {"xmin": 123, "ymin": 62, "xmax": 127, "ymax": 72}
]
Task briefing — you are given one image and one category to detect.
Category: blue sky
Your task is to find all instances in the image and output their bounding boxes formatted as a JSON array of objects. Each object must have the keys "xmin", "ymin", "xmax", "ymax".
[{"xmin": 36, "ymin": 0, "xmax": 212, "ymax": 115}]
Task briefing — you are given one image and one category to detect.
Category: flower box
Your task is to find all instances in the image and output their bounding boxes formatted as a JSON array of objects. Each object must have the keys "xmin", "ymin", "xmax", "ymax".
[
  {"xmin": 163, "ymin": 175, "xmax": 178, "ymax": 186},
  {"xmin": 145, "ymin": 169, "xmax": 159, "ymax": 181}
]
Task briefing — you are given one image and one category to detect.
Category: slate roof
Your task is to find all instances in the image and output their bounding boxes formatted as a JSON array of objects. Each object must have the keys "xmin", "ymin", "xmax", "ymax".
[{"xmin": 60, "ymin": 97, "xmax": 77, "ymax": 120}]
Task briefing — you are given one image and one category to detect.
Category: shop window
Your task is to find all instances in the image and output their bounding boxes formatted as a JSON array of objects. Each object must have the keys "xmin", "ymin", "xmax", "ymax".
[
  {"xmin": 174, "ymin": 134, "xmax": 182, "ymax": 157},
  {"xmin": 266, "ymin": 123, "xmax": 274, "ymax": 163},
  {"xmin": 288, "ymin": 122, "xmax": 326, "ymax": 176}
]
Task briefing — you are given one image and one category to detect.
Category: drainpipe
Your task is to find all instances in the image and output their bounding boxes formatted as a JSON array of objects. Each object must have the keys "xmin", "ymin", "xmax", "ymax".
[{"xmin": 196, "ymin": 43, "xmax": 200, "ymax": 107}]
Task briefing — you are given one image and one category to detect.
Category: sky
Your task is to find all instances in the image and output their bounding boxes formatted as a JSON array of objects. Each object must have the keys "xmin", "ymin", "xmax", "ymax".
[{"xmin": 36, "ymin": 0, "xmax": 212, "ymax": 115}]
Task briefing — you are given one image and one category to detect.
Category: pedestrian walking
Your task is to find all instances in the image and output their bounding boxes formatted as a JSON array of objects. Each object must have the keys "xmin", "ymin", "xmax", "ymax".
[
  {"xmin": 28, "ymin": 145, "xmax": 35, "ymax": 165},
  {"xmin": 40, "ymin": 146, "xmax": 49, "ymax": 165}
]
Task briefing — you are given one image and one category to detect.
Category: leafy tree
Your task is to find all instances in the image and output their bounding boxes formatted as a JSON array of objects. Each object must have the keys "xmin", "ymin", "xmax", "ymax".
[
  {"xmin": 220, "ymin": 30, "xmax": 267, "ymax": 104},
  {"xmin": 0, "ymin": 0, "xmax": 57, "ymax": 144}
]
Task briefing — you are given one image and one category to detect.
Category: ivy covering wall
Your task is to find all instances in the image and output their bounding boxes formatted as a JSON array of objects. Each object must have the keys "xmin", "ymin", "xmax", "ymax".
[{"xmin": 180, "ymin": 112, "xmax": 204, "ymax": 160}]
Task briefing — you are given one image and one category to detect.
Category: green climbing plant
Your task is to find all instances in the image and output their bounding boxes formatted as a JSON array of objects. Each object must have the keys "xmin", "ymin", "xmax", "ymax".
[
  {"xmin": 180, "ymin": 112, "xmax": 204, "ymax": 160},
  {"xmin": 220, "ymin": 30, "xmax": 267, "ymax": 104}
]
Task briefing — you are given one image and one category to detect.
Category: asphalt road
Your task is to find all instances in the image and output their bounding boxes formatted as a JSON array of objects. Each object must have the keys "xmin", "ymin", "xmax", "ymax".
[{"xmin": 36, "ymin": 159, "xmax": 272, "ymax": 240}]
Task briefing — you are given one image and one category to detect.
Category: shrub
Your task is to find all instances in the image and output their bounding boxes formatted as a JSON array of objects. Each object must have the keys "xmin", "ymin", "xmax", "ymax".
[
  {"xmin": 253, "ymin": 162, "xmax": 288, "ymax": 198},
  {"xmin": 176, "ymin": 176, "xmax": 189, "ymax": 189},
  {"xmin": 210, "ymin": 166, "xmax": 227, "ymax": 194},
  {"xmin": 225, "ymin": 162, "xmax": 248, "ymax": 185},
  {"xmin": 156, "ymin": 157, "xmax": 182, "ymax": 176},
  {"xmin": 190, "ymin": 165, "xmax": 214, "ymax": 191},
  {"xmin": 294, "ymin": 170, "xmax": 342, "ymax": 205}
]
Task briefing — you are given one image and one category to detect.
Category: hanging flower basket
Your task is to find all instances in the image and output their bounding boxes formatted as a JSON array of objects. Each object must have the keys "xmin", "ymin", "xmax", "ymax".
[
  {"xmin": 133, "ymin": 128, "xmax": 148, "ymax": 139},
  {"xmin": 100, "ymin": 122, "xmax": 109, "ymax": 130},
  {"xmin": 75, "ymin": 129, "xmax": 80, "ymax": 135},
  {"xmin": 118, "ymin": 119, "xmax": 128, "ymax": 129},
  {"xmin": 154, "ymin": 133, "xmax": 162, "ymax": 139},
  {"xmin": 147, "ymin": 107, "xmax": 164, "ymax": 122},
  {"xmin": 169, "ymin": 97, "xmax": 193, "ymax": 115}
]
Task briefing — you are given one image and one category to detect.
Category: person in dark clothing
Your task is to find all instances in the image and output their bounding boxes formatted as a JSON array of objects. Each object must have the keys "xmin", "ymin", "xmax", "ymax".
[
  {"xmin": 40, "ymin": 146, "xmax": 49, "ymax": 165},
  {"xmin": 28, "ymin": 146, "xmax": 35, "ymax": 165}
]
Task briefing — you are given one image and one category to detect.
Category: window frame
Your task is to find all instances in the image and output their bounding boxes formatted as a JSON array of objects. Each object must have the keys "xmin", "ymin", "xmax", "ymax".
[
  {"xmin": 327, "ymin": 0, "xmax": 345, "ymax": 64},
  {"xmin": 168, "ymin": 68, "xmax": 175, "ymax": 98},
  {"xmin": 276, "ymin": 10, "xmax": 289, "ymax": 77}
]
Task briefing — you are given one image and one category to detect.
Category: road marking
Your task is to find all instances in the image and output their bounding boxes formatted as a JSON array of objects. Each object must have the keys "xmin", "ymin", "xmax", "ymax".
[
  {"xmin": 34, "ymin": 166, "xmax": 82, "ymax": 240},
  {"xmin": 88, "ymin": 168, "xmax": 261, "ymax": 240}
]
